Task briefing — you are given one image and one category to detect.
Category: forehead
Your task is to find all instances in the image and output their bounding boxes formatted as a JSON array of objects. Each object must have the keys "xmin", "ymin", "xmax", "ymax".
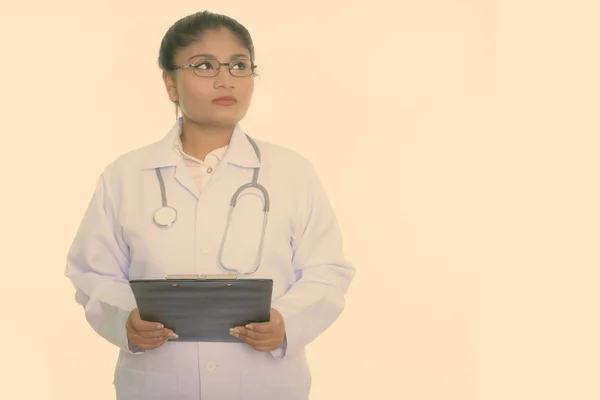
[{"xmin": 176, "ymin": 28, "xmax": 251, "ymax": 62}]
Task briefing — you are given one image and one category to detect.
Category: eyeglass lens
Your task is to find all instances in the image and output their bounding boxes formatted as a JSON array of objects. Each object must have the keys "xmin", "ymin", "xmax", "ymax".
[{"xmin": 190, "ymin": 59, "xmax": 254, "ymax": 77}]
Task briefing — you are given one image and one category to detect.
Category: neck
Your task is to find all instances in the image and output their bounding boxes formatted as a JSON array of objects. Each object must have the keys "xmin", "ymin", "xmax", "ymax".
[{"xmin": 180, "ymin": 117, "xmax": 234, "ymax": 160}]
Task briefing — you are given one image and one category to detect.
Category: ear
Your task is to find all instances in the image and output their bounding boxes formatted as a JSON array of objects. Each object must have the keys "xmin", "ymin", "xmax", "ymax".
[{"xmin": 162, "ymin": 71, "xmax": 179, "ymax": 102}]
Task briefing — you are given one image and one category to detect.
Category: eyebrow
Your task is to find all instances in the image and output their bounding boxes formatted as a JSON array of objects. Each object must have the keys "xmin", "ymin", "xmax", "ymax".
[{"xmin": 187, "ymin": 53, "xmax": 250, "ymax": 61}]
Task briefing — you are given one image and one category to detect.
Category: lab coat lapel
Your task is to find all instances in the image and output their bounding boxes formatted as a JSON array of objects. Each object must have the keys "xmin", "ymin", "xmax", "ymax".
[
  {"xmin": 203, "ymin": 124, "xmax": 261, "ymax": 191},
  {"xmin": 173, "ymin": 163, "xmax": 200, "ymax": 200},
  {"xmin": 140, "ymin": 118, "xmax": 200, "ymax": 200}
]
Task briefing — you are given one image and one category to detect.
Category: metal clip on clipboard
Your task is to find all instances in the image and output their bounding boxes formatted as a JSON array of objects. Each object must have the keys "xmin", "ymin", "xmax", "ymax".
[{"xmin": 165, "ymin": 274, "xmax": 238, "ymax": 280}]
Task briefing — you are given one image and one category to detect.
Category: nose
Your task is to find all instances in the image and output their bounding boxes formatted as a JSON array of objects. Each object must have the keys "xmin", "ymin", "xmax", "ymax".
[{"xmin": 213, "ymin": 65, "xmax": 234, "ymax": 88}]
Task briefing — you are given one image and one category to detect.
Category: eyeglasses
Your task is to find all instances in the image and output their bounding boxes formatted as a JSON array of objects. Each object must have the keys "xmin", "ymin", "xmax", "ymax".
[{"xmin": 172, "ymin": 58, "xmax": 257, "ymax": 78}]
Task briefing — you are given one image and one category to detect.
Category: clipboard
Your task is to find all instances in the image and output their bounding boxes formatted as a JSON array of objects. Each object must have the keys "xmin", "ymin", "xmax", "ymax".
[{"xmin": 129, "ymin": 274, "xmax": 273, "ymax": 343}]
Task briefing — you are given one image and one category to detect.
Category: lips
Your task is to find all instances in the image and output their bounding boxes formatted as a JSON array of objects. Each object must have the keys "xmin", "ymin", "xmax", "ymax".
[{"xmin": 212, "ymin": 96, "xmax": 237, "ymax": 105}]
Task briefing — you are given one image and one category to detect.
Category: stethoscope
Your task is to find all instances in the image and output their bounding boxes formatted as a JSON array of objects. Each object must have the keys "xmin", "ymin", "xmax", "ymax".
[{"xmin": 153, "ymin": 133, "xmax": 270, "ymax": 275}]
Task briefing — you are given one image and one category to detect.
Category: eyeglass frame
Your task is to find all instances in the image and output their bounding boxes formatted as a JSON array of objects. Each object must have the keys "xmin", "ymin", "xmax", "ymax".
[{"xmin": 169, "ymin": 58, "xmax": 258, "ymax": 78}]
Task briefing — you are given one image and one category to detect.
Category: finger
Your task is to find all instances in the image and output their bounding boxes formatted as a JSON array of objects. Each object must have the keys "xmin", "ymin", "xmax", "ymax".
[
  {"xmin": 163, "ymin": 329, "xmax": 178, "ymax": 339},
  {"xmin": 233, "ymin": 331, "xmax": 273, "ymax": 352},
  {"xmin": 231, "ymin": 327, "xmax": 272, "ymax": 347},
  {"xmin": 133, "ymin": 318, "xmax": 165, "ymax": 331},
  {"xmin": 232, "ymin": 326, "xmax": 270, "ymax": 341},
  {"xmin": 131, "ymin": 329, "xmax": 165, "ymax": 342},
  {"xmin": 229, "ymin": 326, "xmax": 245, "ymax": 339},
  {"xmin": 234, "ymin": 330, "xmax": 261, "ymax": 347},
  {"xmin": 137, "ymin": 328, "xmax": 178, "ymax": 340},
  {"xmin": 130, "ymin": 330, "xmax": 173, "ymax": 349},
  {"xmin": 243, "ymin": 322, "xmax": 272, "ymax": 333},
  {"xmin": 129, "ymin": 335, "xmax": 164, "ymax": 349},
  {"xmin": 232, "ymin": 323, "xmax": 273, "ymax": 334},
  {"xmin": 127, "ymin": 318, "xmax": 177, "ymax": 341},
  {"xmin": 129, "ymin": 308, "xmax": 165, "ymax": 331}
]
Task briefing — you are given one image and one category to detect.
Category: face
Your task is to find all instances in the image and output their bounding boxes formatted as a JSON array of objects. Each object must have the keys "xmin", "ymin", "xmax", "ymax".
[{"xmin": 162, "ymin": 28, "xmax": 255, "ymax": 127}]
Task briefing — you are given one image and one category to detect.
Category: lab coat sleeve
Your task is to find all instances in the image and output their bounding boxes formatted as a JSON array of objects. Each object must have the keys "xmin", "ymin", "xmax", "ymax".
[
  {"xmin": 271, "ymin": 162, "xmax": 356, "ymax": 360},
  {"xmin": 64, "ymin": 172, "xmax": 141, "ymax": 354}
]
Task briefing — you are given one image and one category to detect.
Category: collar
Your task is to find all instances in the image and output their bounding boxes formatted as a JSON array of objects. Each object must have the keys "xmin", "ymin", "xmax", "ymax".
[
  {"xmin": 141, "ymin": 117, "xmax": 260, "ymax": 170},
  {"xmin": 174, "ymin": 133, "xmax": 228, "ymax": 163}
]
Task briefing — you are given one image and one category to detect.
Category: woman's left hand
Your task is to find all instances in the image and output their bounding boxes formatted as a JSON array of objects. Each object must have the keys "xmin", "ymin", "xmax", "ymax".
[{"xmin": 230, "ymin": 308, "xmax": 286, "ymax": 352}]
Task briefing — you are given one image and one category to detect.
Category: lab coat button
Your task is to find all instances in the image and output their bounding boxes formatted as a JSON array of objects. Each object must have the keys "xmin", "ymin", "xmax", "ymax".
[
  {"xmin": 207, "ymin": 167, "xmax": 213, "ymax": 173},
  {"xmin": 206, "ymin": 361, "xmax": 217, "ymax": 372}
]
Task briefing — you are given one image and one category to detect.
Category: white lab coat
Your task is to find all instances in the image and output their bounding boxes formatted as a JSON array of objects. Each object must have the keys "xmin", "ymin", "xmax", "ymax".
[{"xmin": 65, "ymin": 119, "xmax": 356, "ymax": 400}]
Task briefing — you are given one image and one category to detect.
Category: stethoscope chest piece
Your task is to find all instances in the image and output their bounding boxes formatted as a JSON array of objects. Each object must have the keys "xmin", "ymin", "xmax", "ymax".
[{"xmin": 154, "ymin": 206, "xmax": 177, "ymax": 227}]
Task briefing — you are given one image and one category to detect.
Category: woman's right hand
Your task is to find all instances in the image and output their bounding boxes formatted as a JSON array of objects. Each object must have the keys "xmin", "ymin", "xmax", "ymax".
[{"xmin": 125, "ymin": 308, "xmax": 178, "ymax": 351}]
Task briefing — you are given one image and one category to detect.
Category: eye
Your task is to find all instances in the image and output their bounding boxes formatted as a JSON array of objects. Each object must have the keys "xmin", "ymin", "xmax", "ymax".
[
  {"xmin": 231, "ymin": 60, "xmax": 250, "ymax": 70},
  {"xmin": 192, "ymin": 60, "xmax": 214, "ymax": 70}
]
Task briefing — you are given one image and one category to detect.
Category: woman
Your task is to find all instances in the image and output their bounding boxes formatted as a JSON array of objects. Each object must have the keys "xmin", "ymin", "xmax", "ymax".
[{"xmin": 65, "ymin": 10, "xmax": 355, "ymax": 400}]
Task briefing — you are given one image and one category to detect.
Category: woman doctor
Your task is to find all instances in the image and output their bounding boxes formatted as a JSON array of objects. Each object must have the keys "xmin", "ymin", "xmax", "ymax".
[{"xmin": 65, "ymin": 10, "xmax": 355, "ymax": 400}]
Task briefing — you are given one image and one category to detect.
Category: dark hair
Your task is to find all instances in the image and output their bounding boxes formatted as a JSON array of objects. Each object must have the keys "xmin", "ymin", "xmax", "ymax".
[{"xmin": 158, "ymin": 11, "xmax": 256, "ymax": 72}]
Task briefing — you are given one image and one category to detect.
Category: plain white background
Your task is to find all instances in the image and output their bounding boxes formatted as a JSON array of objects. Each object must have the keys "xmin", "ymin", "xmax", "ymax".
[{"xmin": 1, "ymin": 1, "xmax": 599, "ymax": 399}]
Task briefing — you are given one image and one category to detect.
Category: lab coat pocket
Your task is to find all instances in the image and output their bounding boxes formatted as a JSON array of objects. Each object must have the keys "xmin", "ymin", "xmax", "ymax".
[
  {"xmin": 240, "ymin": 355, "xmax": 311, "ymax": 400},
  {"xmin": 114, "ymin": 367, "xmax": 179, "ymax": 400}
]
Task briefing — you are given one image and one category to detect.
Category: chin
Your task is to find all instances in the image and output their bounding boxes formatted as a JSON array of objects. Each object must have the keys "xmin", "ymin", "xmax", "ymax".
[
  {"xmin": 188, "ymin": 116, "xmax": 242, "ymax": 127},
  {"xmin": 195, "ymin": 110, "xmax": 248, "ymax": 126}
]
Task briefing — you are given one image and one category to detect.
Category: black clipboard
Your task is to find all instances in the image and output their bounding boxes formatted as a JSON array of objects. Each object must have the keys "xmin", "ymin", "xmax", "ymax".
[{"xmin": 129, "ymin": 274, "xmax": 273, "ymax": 343}]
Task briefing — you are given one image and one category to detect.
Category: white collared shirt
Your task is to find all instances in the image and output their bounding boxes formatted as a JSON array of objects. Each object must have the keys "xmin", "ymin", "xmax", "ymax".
[{"xmin": 173, "ymin": 135, "xmax": 228, "ymax": 195}]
